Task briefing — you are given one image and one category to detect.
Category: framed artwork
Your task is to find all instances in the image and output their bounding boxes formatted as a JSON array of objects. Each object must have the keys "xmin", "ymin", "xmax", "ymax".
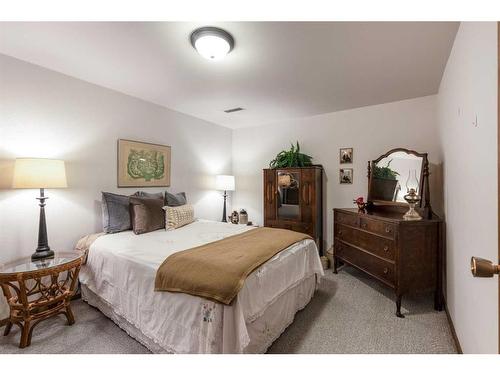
[
  {"xmin": 339, "ymin": 147, "xmax": 353, "ymax": 164},
  {"xmin": 117, "ymin": 139, "xmax": 171, "ymax": 187},
  {"xmin": 339, "ymin": 168, "xmax": 353, "ymax": 184}
]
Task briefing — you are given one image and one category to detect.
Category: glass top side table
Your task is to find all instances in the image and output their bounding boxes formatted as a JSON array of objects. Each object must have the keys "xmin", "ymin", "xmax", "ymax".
[{"xmin": 0, "ymin": 251, "xmax": 84, "ymax": 348}]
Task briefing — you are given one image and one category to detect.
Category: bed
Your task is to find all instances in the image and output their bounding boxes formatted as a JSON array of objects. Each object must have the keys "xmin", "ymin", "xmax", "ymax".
[{"xmin": 79, "ymin": 219, "xmax": 324, "ymax": 353}]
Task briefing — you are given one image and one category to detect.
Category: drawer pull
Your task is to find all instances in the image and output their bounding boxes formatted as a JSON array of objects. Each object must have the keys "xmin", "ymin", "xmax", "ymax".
[
  {"xmin": 383, "ymin": 267, "xmax": 389, "ymax": 275},
  {"xmin": 338, "ymin": 230, "xmax": 342, "ymax": 236},
  {"xmin": 361, "ymin": 223, "xmax": 367, "ymax": 229},
  {"xmin": 385, "ymin": 226, "xmax": 392, "ymax": 233},
  {"xmin": 383, "ymin": 245, "xmax": 389, "ymax": 252}
]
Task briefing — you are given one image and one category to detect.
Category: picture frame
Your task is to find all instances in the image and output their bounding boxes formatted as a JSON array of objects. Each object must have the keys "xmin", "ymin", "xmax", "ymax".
[
  {"xmin": 339, "ymin": 168, "xmax": 353, "ymax": 184},
  {"xmin": 339, "ymin": 147, "xmax": 353, "ymax": 164},
  {"xmin": 117, "ymin": 139, "xmax": 171, "ymax": 187}
]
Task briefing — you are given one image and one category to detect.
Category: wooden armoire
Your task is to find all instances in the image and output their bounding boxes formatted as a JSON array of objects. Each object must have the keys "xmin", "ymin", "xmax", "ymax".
[{"xmin": 263, "ymin": 166, "xmax": 323, "ymax": 253}]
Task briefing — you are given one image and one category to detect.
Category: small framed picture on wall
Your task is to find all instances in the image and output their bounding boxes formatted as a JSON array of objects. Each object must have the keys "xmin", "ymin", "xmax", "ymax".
[
  {"xmin": 339, "ymin": 147, "xmax": 353, "ymax": 164},
  {"xmin": 339, "ymin": 168, "xmax": 353, "ymax": 184}
]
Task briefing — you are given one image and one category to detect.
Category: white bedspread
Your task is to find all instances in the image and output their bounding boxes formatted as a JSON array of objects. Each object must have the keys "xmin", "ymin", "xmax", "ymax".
[{"xmin": 79, "ymin": 220, "xmax": 324, "ymax": 353}]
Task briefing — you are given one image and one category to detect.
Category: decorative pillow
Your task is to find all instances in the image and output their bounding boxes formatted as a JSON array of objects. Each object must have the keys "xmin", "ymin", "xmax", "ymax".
[
  {"xmin": 164, "ymin": 204, "xmax": 194, "ymax": 230},
  {"xmin": 165, "ymin": 191, "xmax": 187, "ymax": 207},
  {"xmin": 133, "ymin": 191, "xmax": 164, "ymax": 200},
  {"xmin": 129, "ymin": 197, "xmax": 166, "ymax": 235},
  {"xmin": 101, "ymin": 192, "xmax": 132, "ymax": 234}
]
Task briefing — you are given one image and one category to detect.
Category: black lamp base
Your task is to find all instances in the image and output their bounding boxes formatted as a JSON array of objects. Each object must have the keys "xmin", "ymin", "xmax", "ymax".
[
  {"xmin": 31, "ymin": 248, "xmax": 54, "ymax": 261},
  {"xmin": 31, "ymin": 188, "xmax": 55, "ymax": 261},
  {"xmin": 222, "ymin": 190, "xmax": 228, "ymax": 222}
]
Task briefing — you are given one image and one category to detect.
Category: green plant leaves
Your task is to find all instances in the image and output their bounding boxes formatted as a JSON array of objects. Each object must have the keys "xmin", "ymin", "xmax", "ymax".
[
  {"xmin": 373, "ymin": 159, "xmax": 399, "ymax": 180},
  {"xmin": 269, "ymin": 141, "xmax": 313, "ymax": 168}
]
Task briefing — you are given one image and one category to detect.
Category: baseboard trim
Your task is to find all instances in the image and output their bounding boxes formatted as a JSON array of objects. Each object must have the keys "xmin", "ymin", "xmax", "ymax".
[{"xmin": 444, "ymin": 302, "xmax": 463, "ymax": 354}]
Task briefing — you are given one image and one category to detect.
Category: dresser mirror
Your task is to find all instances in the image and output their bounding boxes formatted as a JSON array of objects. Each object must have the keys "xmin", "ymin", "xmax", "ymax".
[
  {"xmin": 277, "ymin": 170, "xmax": 301, "ymax": 220},
  {"xmin": 367, "ymin": 148, "xmax": 432, "ymax": 219}
]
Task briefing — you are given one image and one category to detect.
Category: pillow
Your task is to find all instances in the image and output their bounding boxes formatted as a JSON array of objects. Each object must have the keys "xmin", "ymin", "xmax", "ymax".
[
  {"xmin": 101, "ymin": 192, "xmax": 132, "ymax": 233},
  {"xmin": 165, "ymin": 191, "xmax": 187, "ymax": 207},
  {"xmin": 133, "ymin": 191, "xmax": 164, "ymax": 200},
  {"xmin": 164, "ymin": 204, "xmax": 194, "ymax": 230},
  {"xmin": 129, "ymin": 196, "xmax": 166, "ymax": 235}
]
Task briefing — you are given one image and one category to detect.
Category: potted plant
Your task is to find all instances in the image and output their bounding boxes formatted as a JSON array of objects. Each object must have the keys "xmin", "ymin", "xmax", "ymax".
[
  {"xmin": 372, "ymin": 159, "xmax": 400, "ymax": 201},
  {"xmin": 269, "ymin": 142, "xmax": 313, "ymax": 168}
]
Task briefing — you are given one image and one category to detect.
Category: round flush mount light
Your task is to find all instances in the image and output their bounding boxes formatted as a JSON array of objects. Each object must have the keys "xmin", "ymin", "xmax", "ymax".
[{"xmin": 190, "ymin": 26, "xmax": 234, "ymax": 61}]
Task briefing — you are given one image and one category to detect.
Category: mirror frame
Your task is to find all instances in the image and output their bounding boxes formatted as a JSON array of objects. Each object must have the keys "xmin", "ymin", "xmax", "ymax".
[{"xmin": 367, "ymin": 148, "xmax": 432, "ymax": 219}]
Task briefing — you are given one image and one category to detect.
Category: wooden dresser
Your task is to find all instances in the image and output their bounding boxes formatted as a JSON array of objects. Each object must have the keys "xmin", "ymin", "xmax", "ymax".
[
  {"xmin": 263, "ymin": 166, "xmax": 323, "ymax": 253},
  {"xmin": 333, "ymin": 207, "xmax": 443, "ymax": 317}
]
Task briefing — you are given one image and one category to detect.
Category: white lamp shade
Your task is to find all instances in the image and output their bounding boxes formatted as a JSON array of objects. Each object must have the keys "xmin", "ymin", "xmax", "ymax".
[
  {"xmin": 215, "ymin": 175, "xmax": 235, "ymax": 191},
  {"xmin": 13, "ymin": 158, "xmax": 68, "ymax": 189}
]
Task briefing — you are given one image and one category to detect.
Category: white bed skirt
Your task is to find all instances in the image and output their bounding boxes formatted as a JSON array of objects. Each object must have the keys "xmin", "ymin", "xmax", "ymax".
[
  {"xmin": 81, "ymin": 274, "xmax": 317, "ymax": 354},
  {"xmin": 79, "ymin": 222, "xmax": 324, "ymax": 353}
]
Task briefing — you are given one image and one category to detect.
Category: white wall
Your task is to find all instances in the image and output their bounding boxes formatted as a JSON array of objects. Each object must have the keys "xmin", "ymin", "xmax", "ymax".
[
  {"xmin": 0, "ymin": 54, "xmax": 232, "ymax": 317},
  {"xmin": 232, "ymin": 95, "xmax": 442, "ymax": 251},
  {"xmin": 437, "ymin": 22, "xmax": 498, "ymax": 353}
]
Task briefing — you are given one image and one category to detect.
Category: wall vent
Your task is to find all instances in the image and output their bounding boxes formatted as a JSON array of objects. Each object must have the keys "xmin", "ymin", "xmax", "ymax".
[{"xmin": 224, "ymin": 107, "xmax": 245, "ymax": 113}]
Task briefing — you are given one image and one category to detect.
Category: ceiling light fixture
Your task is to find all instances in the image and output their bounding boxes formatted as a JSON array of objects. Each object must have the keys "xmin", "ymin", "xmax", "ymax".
[{"xmin": 190, "ymin": 26, "xmax": 234, "ymax": 61}]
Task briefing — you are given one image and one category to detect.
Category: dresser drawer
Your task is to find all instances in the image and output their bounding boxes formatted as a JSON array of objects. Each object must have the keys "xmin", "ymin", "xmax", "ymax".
[
  {"xmin": 335, "ymin": 224, "xmax": 395, "ymax": 261},
  {"xmin": 334, "ymin": 211, "xmax": 359, "ymax": 228},
  {"xmin": 359, "ymin": 217, "xmax": 396, "ymax": 238},
  {"xmin": 335, "ymin": 241, "xmax": 395, "ymax": 286}
]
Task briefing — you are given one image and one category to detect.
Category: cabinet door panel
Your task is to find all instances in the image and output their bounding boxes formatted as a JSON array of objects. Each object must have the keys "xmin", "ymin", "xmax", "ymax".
[
  {"xmin": 263, "ymin": 169, "xmax": 276, "ymax": 222},
  {"xmin": 300, "ymin": 168, "xmax": 315, "ymax": 224},
  {"xmin": 277, "ymin": 169, "xmax": 301, "ymax": 222}
]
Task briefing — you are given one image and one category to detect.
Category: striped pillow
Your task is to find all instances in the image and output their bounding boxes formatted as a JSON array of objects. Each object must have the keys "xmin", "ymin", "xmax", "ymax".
[{"xmin": 163, "ymin": 204, "xmax": 195, "ymax": 230}]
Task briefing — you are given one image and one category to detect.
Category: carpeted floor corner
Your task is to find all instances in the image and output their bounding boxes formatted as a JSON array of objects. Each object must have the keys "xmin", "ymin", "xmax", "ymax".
[
  {"xmin": 267, "ymin": 267, "xmax": 456, "ymax": 353},
  {"xmin": 0, "ymin": 267, "xmax": 457, "ymax": 354}
]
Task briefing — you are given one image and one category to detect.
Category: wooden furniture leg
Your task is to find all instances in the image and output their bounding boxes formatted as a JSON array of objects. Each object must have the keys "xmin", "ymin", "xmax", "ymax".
[
  {"xmin": 434, "ymin": 290, "xmax": 443, "ymax": 311},
  {"xmin": 396, "ymin": 294, "xmax": 405, "ymax": 318},
  {"xmin": 65, "ymin": 303, "xmax": 75, "ymax": 325},
  {"xmin": 19, "ymin": 321, "xmax": 31, "ymax": 349},
  {"xmin": 3, "ymin": 321, "xmax": 12, "ymax": 336}
]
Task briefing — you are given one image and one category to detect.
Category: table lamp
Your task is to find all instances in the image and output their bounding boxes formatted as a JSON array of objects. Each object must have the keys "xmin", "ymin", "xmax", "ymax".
[
  {"xmin": 12, "ymin": 158, "xmax": 68, "ymax": 260},
  {"xmin": 215, "ymin": 175, "xmax": 235, "ymax": 222}
]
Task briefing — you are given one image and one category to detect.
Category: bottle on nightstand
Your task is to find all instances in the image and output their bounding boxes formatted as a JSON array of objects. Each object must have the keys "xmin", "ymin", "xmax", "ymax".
[
  {"xmin": 239, "ymin": 209, "xmax": 248, "ymax": 225},
  {"xmin": 230, "ymin": 211, "xmax": 239, "ymax": 224}
]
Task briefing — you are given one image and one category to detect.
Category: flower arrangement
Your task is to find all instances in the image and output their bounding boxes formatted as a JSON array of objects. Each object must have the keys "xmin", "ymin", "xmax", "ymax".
[{"xmin": 353, "ymin": 196, "xmax": 367, "ymax": 211}]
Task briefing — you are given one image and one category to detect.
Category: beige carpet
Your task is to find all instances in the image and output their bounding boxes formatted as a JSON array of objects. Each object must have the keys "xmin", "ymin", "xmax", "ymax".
[{"xmin": 0, "ymin": 267, "xmax": 457, "ymax": 354}]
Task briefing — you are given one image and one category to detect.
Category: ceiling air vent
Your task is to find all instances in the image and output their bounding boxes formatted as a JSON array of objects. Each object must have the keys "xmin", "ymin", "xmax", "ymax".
[{"xmin": 224, "ymin": 107, "xmax": 245, "ymax": 113}]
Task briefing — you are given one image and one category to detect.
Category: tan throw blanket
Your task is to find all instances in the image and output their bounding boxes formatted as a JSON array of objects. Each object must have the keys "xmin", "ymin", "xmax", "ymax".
[
  {"xmin": 155, "ymin": 227, "xmax": 311, "ymax": 305},
  {"xmin": 75, "ymin": 232, "xmax": 105, "ymax": 264}
]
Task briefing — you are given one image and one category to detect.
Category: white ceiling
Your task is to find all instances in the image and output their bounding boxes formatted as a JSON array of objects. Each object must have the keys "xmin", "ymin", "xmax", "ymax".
[{"xmin": 0, "ymin": 22, "xmax": 458, "ymax": 129}]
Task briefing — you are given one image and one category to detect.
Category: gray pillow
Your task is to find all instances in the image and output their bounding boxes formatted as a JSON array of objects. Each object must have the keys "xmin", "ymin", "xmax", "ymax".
[
  {"xmin": 133, "ymin": 191, "xmax": 164, "ymax": 200},
  {"xmin": 165, "ymin": 191, "xmax": 187, "ymax": 207},
  {"xmin": 101, "ymin": 192, "xmax": 132, "ymax": 233}
]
